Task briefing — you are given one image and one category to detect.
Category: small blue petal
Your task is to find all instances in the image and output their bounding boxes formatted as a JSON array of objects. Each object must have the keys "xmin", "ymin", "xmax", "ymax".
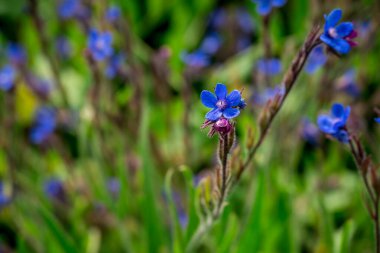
[
  {"xmin": 206, "ymin": 108, "xmax": 222, "ymax": 121},
  {"xmin": 320, "ymin": 34, "xmax": 351, "ymax": 55},
  {"xmin": 272, "ymin": 0, "xmax": 287, "ymax": 7},
  {"xmin": 317, "ymin": 115, "xmax": 334, "ymax": 134},
  {"xmin": 325, "ymin": 9, "xmax": 342, "ymax": 30},
  {"xmin": 331, "ymin": 103, "xmax": 345, "ymax": 118},
  {"xmin": 257, "ymin": 1, "xmax": 271, "ymax": 16},
  {"xmin": 333, "ymin": 129, "xmax": 349, "ymax": 143},
  {"xmin": 215, "ymin": 83, "xmax": 227, "ymax": 100},
  {"xmin": 375, "ymin": 117, "xmax": 380, "ymax": 123},
  {"xmin": 223, "ymin": 108, "xmax": 240, "ymax": 119},
  {"xmin": 201, "ymin": 90, "xmax": 217, "ymax": 108},
  {"xmin": 335, "ymin": 22, "xmax": 354, "ymax": 37},
  {"xmin": 226, "ymin": 90, "xmax": 242, "ymax": 107}
]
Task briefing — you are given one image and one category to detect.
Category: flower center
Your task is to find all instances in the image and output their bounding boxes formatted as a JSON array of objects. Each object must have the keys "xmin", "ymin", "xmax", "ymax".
[
  {"xmin": 328, "ymin": 28, "xmax": 338, "ymax": 38},
  {"xmin": 96, "ymin": 39, "xmax": 105, "ymax": 50},
  {"xmin": 216, "ymin": 99, "xmax": 227, "ymax": 109}
]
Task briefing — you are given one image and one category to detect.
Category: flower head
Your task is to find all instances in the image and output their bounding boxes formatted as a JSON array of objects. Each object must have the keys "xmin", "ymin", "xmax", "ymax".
[
  {"xmin": 305, "ymin": 45, "xmax": 327, "ymax": 74},
  {"xmin": 7, "ymin": 43, "xmax": 26, "ymax": 65},
  {"xmin": 252, "ymin": 0, "xmax": 287, "ymax": 16},
  {"xmin": 317, "ymin": 103, "xmax": 350, "ymax": 143},
  {"xmin": 0, "ymin": 65, "xmax": 16, "ymax": 91},
  {"xmin": 107, "ymin": 178, "xmax": 120, "ymax": 197},
  {"xmin": 200, "ymin": 33, "xmax": 222, "ymax": 55},
  {"xmin": 320, "ymin": 9, "xmax": 357, "ymax": 55},
  {"xmin": 201, "ymin": 83, "xmax": 243, "ymax": 121},
  {"xmin": 58, "ymin": 0, "xmax": 86, "ymax": 19},
  {"xmin": 105, "ymin": 53, "xmax": 125, "ymax": 79},
  {"xmin": 44, "ymin": 178, "xmax": 64, "ymax": 199},
  {"xmin": 30, "ymin": 106, "xmax": 56, "ymax": 144},
  {"xmin": 375, "ymin": 118, "xmax": 380, "ymax": 123},
  {"xmin": 106, "ymin": 6, "xmax": 121, "ymax": 23},
  {"xmin": 181, "ymin": 51, "xmax": 210, "ymax": 68},
  {"xmin": 257, "ymin": 58, "xmax": 282, "ymax": 76},
  {"xmin": 87, "ymin": 29, "xmax": 113, "ymax": 61}
]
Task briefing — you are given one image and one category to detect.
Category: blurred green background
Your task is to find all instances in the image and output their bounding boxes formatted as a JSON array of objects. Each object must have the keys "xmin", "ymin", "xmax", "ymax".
[{"xmin": 0, "ymin": 0, "xmax": 379, "ymax": 252}]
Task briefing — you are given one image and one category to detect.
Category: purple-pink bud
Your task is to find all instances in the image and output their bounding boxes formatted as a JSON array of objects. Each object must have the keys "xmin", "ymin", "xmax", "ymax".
[{"xmin": 213, "ymin": 118, "xmax": 232, "ymax": 135}]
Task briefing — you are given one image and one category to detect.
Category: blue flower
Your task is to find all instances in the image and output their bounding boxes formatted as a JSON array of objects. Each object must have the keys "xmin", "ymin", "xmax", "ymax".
[
  {"xmin": 7, "ymin": 43, "xmax": 26, "ymax": 65},
  {"xmin": 208, "ymin": 9, "xmax": 226, "ymax": 29},
  {"xmin": 305, "ymin": 45, "xmax": 327, "ymax": 74},
  {"xmin": 320, "ymin": 9, "xmax": 357, "ymax": 55},
  {"xmin": 44, "ymin": 179, "xmax": 64, "ymax": 199},
  {"xmin": 200, "ymin": 33, "xmax": 222, "ymax": 55},
  {"xmin": 181, "ymin": 51, "xmax": 210, "ymax": 68},
  {"xmin": 55, "ymin": 37, "xmax": 72, "ymax": 59},
  {"xmin": 87, "ymin": 29, "xmax": 113, "ymax": 61},
  {"xmin": 0, "ymin": 65, "xmax": 16, "ymax": 91},
  {"xmin": 257, "ymin": 58, "xmax": 282, "ymax": 76},
  {"xmin": 299, "ymin": 118, "xmax": 320, "ymax": 145},
  {"xmin": 236, "ymin": 8, "xmax": 254, "ymax": 33},
  {"xmin": 201, "ymin": 83, "xmax": 243, "ymax": 121},
  {"xmin": 317, "ymin": 103, "xmax": 350, "ymax": 143},
  {"xmin": 105, "ymin": 53, "xmax": 125, "ymax": 79},
  {"xmin": 375, "ymin": 118, "xmax": 380, "ymax": 123},
  {"xmin": 107, "ymin": 178, "xmax": 120, "ymax": 196},
  {"xmin": 0, "ymin": 182, "xmax": 11, "ymax": 209},
  {"xmin": 106, "ymin": 6, "xmax": 121, "ymax": 23},
  {"xmin": 252, "ymin": 85, "xmax": 285, "ymax": 106},
  {"xmin": 58, "ymin": 0, "xmax": 81, "ymax": 19},
  {"xmin": 335, "ymin": 69, "xmax": 360, "ymax": 98},
  {"xmin": 252, "ymin": 0, "xmax": 287, "ymax": 16},
  {"xmin": 30, "ymin": 106, "xmax": 56, "ymax": 144}
]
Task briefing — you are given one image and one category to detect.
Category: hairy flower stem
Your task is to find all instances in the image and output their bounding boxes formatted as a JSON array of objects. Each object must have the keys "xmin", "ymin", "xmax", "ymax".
[
  {"xmin": 347, "ymin": 135, "xmax": 380, "ymax": 253},
  {"xmin": 236, "ymin": 25, "xmax": 322, "ymax": 183},
  {"xmin": 28, "ymin": 0, "xmax": 69, "ymax": 107}
]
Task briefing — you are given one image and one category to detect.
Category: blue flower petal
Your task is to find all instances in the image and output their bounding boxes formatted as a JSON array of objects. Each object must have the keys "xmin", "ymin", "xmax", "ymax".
[
  {"xmin": 333, "ymin": 129, "xmax": 349, "ymax": 143},
  {"xmin": 200, "ymin": 90, "xmax": 217, "ymax": 108},
  {"xmin": 226, "ymin": 90, "xmax": 242, "ymax": 107},
  {"xmin": 215, "ymin": 83, "xmax": 227, "ymax": 100},
  {"xmin": 375, "ymin": 117, "xmax": 380, "ymax": 123},
  {"xmin": 223, "ymin": 108, "xmax": 240, "ymax": 119},
  {"xmin": 257, "ymin": 1, "xmax": 271, "ymax": 16},
  {"xmin": 206, "ymin": 108, "xmax": 222, "ymax": 121},
  {"xmin": 335, "ymin": 22, "xmax": 354, "ymax": 37},
  {"xmin": 331, "ymin": 103, "xmax": 345, "ymax": 118},
  {"xmin": 325, "ymin": 9, "xmax": 342, "ymax": 30},
  {"xmin": 320, "ymin": 34, "xmax": 351, "ymax": 55},
  {"xmin": 272, "ymin": 0, "xmax": 287, "ymax": 7},
  {"xmin": 317, "ymin": 115, "xmax": 334, "ymax": 134}
]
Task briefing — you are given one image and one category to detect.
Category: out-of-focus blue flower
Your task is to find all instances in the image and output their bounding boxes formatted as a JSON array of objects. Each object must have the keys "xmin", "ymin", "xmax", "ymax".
[
  {"xmin": 30, "ymin": 77, "xmax": 53, "ymax": 97},
  {"xmin": 105, "ymin": 53, "xmax": 125, "ymax": 79},
  {"xmin": 30, "ymin": 106, "xmax": 56, "ymax": 144},
  {"xmin": 252, "ymin": 86, "xmax": 285, "ymax": 106},
  {"xmin": 299, "ymin": 118, "xmax": 320, "ymax": 145},
  {"xmin": 181, "ymin": 51, "xmax": 210, "ymax": 68},
  {"xmin": 209, "ymin": 8, "xmax": 226, "ymax": 29},
  {"xmin": 44, "ymin": 178, "xmax": 64, "ymax": 199},
  {"xmin": 87, "ymin": 29, "xmax": 113, "ymax": 61},
  {"xmin": 320, "ymin": 9, "xmax": 357, "ymax": 55},
  {"xmin": 0, "ymin": 65, "xmax": 16, "ymax": 91},
  {"xmin": 257, "ymin": 58, "xmax": 282, "ymax": 76},
  {"xmin": 375, "ymin": 118, "xmax": 380, "ymax": 123},
  {"xmin": 107, "ymin": 178, "xmax": 120, "ymax": 197},
  {"xmin": 317, "ymin": 103, "xmax": 350, "ymax": 143},
  {"xmin": 305, "ymin": 45, "xmax": 327, "ymax": 74},
  {"xmin": 200, "ymin": 33, "xmax": 222, "ymax": 55},
  {"xmin": 201, "ymin": 83, "xmax": 243, "ymax": 121},
  {"xmin": 236, "ymin": 8, "xmax": 254, "ymax": 33},
  {"xmin": 252, "ymin": 0, "xmax": 287, "ymax": 16},
  {"xmin": 106, "ymin": 6, "xmax": 121, "ymax": 23},
  {"xmin": 335, "ymin": 69, "xmax": 360, "ymax": 98},
  {"xmin": 7, "ymin": 43, "xmax": 26, "ymax": 65},
  {"xmin": 55, "ymin": 37, "xmax": 72, "ymax": 59},
  {"xmin": 58, "ymin": 0, "xmax": 82, "ymax": 19},
  {"xmin": 0, "ymin": 182, "xmax": 11, "ymax": 209}
]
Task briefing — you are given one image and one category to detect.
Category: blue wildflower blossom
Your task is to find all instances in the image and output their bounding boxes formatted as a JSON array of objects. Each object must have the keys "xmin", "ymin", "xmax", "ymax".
[
  {"xmin": 181, "ymin": 51, "xmax": 210, "ymax": 68},
  {"xmin": 317, "ymin": 103, "xmax": 351, "ymax": 143},
  {"xmin": 106, "ymin": 53, "xmax": 125, "ymax": 79},
  {"xmin": 305, "ymin": 45, "xmax": 327, "ymax": 74},
  {"xmin": 201, "ymin": 83, "xmax": 243, "ymax": 121},
  {"xmin": 44, "ymin": 179, "xmax": 64, "ymax": 199},
  {"xmin": 30, "ymin": 106, "xmax": 56, "ymax": 144},
  {"xmin": 107, "ymin": 178, "xmax": 120, "ymax": 197},
  {"xmin": 299, "ymin": 118, "xmax": 320, "ymax": 146},
  {"xmin": 58, "ymin": 0, "xmax": 81, "ymax": 19},
  {"xmin": 257, "ymin": 58, "xmax": 282, "ymax": 76},
  {"xmin": 87, "ymin": 29, "xmax": 113, "ymax": 61},
  {"xmin": 7, "ymin": 43, "xmax": 26, "ymax": 65},
  {"xmin": 0, "ymin": 182, "xmax": 10, "ymax": 209},
  {"xmin": 375, "ymin": 118, "xmax": 380, "ymax": 123},
  {"xmin": 335, "ymin": 69, "xmax": 360, "ymax": 98},
  {"xmin": 106, "ymin": 6, "xmax": 121, "ymax": 23},
  {"xmin": 200, "ymin": 33, "xmax": 222, "ymax": 55},
  {"xmin": 55, "ymin": 37, "xmax": 72, "ymax": 59},
  {"xmin": 320, "ymin": 9, "xmax": 357, "ymax": 55},
  {"xmin": 252, "ymin": 0, "xmax": 287, "ymax": 16},
  {"xmin": 0, "ymin": 65, "xmax": 16, "ymax": 91}
]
